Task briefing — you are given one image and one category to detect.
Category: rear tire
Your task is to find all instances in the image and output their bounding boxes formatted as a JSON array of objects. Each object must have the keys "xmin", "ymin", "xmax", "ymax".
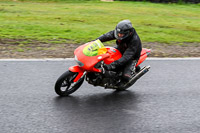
[
  {"xmin": 55, "ymin": 71, "xmax": 84, "ymax": 96},
  {"xmin": 116, "ymin": 88, "xmax": 127, "ymax": 91},
  {"xmin": 116, "ymin": 84, "xmax": 129, "ymax": 91}
]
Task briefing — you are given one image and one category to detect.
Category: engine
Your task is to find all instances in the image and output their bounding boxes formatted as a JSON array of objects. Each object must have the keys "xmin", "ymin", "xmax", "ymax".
[{"xmin": 86, "ymin": 71, "xmax": 122, "ymax": 89}]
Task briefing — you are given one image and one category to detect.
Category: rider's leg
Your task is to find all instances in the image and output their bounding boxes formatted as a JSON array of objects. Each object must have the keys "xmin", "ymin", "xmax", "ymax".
[{"xmin": 122, "ymin": 60, "xmax": 138, "ymax": 82}]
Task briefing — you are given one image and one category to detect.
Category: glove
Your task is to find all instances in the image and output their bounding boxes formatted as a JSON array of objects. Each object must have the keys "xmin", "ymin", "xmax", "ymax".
[{"xmin": 104, "ymin": 62, "xmax": 117, "ymax": 71}]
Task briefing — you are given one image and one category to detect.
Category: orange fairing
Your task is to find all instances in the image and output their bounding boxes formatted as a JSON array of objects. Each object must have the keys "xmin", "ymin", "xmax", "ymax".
[
  {"xmin": 103, "ymin": 47, "xmax": 122, "ymax": 64},
  {"xmin": 74, "ymin": 43, "xmax": 122, "ymax": 73},
  {"xmin": 75, "ymin": 43, "xmax": 102, "ymax": 72},
  {"xmin": 136, "ymin": 48, "xmax": 151, "ymax": 66},
  {"xmin": 69, "ymin": 66, "xmax": 84, "ymax": 82}
]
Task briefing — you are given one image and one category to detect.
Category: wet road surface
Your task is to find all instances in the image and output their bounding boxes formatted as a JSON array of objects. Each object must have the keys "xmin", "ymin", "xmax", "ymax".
[{"xmin": 0, "ymin": 59, "xmax": 200, "ymax": 133}]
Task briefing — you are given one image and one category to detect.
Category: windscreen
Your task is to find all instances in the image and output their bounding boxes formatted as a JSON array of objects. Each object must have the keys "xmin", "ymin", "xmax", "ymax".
[{"xmin": 83, "ymin": 39, "xmax": 107, "ymax": 56}]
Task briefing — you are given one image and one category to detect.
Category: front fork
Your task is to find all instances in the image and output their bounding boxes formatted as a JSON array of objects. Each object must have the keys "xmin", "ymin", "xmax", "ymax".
[{"xmin": 69, "ymin": 65, "xmax": 86, "ymax": 82}]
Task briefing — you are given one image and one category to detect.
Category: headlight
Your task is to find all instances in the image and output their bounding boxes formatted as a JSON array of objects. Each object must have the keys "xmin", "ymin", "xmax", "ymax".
[{"xmin": 75, "ymin": 55, "xmax": 84, "ymax": 67}]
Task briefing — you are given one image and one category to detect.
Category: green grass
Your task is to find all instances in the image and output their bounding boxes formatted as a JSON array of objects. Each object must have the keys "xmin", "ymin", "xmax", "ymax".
[{"xmin": 0, "ymin": 1, "xmax": 199, "ymax": 44}]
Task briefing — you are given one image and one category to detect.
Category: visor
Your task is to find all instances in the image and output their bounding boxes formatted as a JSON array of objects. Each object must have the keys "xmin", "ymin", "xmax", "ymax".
[{"xmin": 114, "ymin": 28, "xmax": 130, "ymax": 40}]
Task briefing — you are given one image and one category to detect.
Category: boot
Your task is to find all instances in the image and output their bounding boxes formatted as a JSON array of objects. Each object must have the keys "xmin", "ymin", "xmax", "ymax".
[{"xmin": 122, "ymin": 60, "xmax": 137, "ymax": 82}]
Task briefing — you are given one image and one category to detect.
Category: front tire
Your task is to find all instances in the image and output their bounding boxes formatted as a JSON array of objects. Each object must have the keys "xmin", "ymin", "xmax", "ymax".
[{"xmin": 55, "ymin": 71, "xmax": 84, "ymax": 96}]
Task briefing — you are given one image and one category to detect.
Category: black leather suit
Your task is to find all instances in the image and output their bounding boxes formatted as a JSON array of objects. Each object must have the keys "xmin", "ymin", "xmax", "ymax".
[
  {"xmin": 98, "ymin": 28, "xmax": 142, "ymax": 65},
  {"xmin": 97, "ymin": 28, "xmax": 142, "ymax": 81}
]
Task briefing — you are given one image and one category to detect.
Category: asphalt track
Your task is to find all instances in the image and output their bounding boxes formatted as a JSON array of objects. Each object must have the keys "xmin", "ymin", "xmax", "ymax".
[{"xmin": 0, "ymin": 58, "xmax": 200, "ymax": 133}]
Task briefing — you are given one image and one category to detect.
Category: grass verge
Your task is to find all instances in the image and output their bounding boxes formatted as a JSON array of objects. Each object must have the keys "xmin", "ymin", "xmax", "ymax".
[{"xmin": 0, "ymin": 1, "xmax": 199, "ymax": 45}]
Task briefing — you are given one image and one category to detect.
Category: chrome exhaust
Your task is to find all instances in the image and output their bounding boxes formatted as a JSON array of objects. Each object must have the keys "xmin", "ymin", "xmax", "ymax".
[{"xmin": 121, "ymin": 65, "xmax": 151, "ymax": 89}]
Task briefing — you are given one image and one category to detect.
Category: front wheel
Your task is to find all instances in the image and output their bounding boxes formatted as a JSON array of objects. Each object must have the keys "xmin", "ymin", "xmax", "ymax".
[{"xmin": 55, "ymin": 71, "xmax": 84, "ymax": 96}]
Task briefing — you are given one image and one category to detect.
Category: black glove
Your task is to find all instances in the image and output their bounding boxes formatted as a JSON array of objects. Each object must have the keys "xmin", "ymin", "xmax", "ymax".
[{"xmin": 104, "ymin": 62, "xmax": 117, "ymax": 71}]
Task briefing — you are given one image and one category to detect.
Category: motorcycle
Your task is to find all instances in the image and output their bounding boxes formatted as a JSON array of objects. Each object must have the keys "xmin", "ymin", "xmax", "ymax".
[{"xmin": 55, "ymin": 39, "xmax": 151, "ymax": 96}]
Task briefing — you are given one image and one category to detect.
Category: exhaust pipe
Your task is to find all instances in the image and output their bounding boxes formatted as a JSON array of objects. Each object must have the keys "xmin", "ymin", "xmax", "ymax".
[{"xmin": 121, "ymin": 65, "xmax": 151, "ymax": 89}]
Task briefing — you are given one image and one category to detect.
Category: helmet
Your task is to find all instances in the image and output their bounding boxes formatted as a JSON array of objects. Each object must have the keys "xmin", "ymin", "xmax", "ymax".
[{"xmin": 114, "ymin": 20, "xmax": 133, "ymax": 40}]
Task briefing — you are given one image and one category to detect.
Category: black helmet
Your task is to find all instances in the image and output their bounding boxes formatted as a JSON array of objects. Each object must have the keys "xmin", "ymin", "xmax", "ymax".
[{"xmin": 114, "ymin": 20, "xmax": 133, "ymax": 40}]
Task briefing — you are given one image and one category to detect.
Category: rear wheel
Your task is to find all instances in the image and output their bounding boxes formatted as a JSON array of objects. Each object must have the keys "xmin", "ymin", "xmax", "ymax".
[
  {"xmin": 55, "ymin": 71, "xmax": 84, "ymax": 96},
  {"xmin": 116, "ymin": 87, "xmax": 127, "ymax": 91}
]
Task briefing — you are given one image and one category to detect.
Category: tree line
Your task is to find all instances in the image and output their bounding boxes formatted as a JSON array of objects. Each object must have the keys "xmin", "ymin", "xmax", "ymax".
[{"xmin": 116, "ymin": 0, "xmax": 199, "ymax": 3}]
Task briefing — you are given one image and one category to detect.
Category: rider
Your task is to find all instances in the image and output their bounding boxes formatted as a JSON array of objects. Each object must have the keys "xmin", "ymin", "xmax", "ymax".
[{"xmin": 97, "ymin": 20, "xmax": 142, "ymax": 82}]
